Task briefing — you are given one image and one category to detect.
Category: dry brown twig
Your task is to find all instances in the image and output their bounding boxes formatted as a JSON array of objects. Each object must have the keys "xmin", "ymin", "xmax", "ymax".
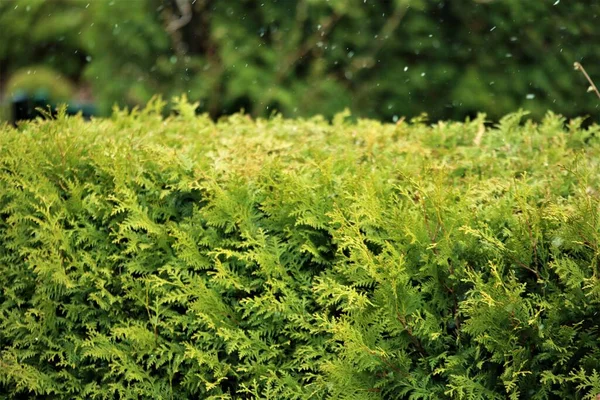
[{"xmin": 574, "ymin": 62, "xmax": 600, "ymax": 100}]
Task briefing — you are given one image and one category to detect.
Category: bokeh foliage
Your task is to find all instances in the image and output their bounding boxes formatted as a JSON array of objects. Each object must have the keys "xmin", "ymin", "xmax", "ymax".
[{"xmin": 1, "ymin": 0, "xmax": 599, "ymax": 120}]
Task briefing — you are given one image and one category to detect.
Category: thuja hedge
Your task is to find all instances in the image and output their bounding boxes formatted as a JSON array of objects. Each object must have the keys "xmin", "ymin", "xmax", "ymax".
[{"xmin": 2, "ymin": 99, "xmax": 600, "ymax": 399}]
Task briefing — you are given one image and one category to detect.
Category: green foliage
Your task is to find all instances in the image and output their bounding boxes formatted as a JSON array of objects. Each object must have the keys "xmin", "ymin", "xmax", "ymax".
[
  {"xmin": 6, "ymin": 65, "xmax": 75, "ymax": 102},
  {"xmin": 1, "ymin": 0, "xmax": 599, "ymax": 120},
  {"xmin": 0, "ymin": 102, "xmax": 9, "ymax": 123},
  {"xmin": 0, "ymin": 0, "xmax": 87, "ymax": 78},
  {"xmin": 2, "ymin": 100, "xmax": 600, "ymax": 398}
]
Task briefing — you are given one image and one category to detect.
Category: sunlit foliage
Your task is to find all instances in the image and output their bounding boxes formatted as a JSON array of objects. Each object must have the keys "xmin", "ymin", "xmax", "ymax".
[{"xmin": 1, "ymin": 100, "xmax": 600, "ymax": 398}]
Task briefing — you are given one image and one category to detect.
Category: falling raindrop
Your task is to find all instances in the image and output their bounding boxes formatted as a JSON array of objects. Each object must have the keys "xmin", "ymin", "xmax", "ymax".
[
  {"xmin": 404, "ymin": 66, "xmax": 408, "ymax": 72},
  {"xmin": 526, "ymin": 94, "xmax": 535, "ymax": 100},
  {"xmin": 86, "ymin": 55, "xmax": 92, "ymax": 62},
  {"xmin": 553, "ymin": 0, "xmax": 559, "ymax": 5},
  {"xmin": 490, "ymin": 26, "xmax": 496, "ymax": 32}
]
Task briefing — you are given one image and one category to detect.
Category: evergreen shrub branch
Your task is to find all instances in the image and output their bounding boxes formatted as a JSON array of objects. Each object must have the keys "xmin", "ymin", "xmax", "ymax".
[{"xmin": 1, "ymin": 99, "xmax": 600, "ymax": 398}]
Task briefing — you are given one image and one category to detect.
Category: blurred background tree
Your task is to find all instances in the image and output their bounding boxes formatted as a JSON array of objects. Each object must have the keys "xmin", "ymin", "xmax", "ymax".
[{"xmin": 0, "ymin": 0, "xmax": 599, "ymax": 121}]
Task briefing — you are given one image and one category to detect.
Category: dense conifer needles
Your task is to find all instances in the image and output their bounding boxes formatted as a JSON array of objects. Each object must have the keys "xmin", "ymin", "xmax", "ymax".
[{"xmin": 1, "ymin": 101, "xmax": 600, "ymax": 398}]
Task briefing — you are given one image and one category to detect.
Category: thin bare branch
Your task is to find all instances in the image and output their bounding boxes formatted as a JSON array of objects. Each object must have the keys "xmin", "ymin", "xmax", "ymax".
[
  {"xmin": 574, "ymin": 62, "xmax": 600, "ymax": 100},
  {"xmin": 350, "ymin": 4, "xmax": 410, "ymax": 73},
  {"xmin": 167, "ymin": 0, "xmax": 193, "ymax": 33},
  {"xmin": 276, "ymin": 13, "xmax": 342, "ymax": 83}
]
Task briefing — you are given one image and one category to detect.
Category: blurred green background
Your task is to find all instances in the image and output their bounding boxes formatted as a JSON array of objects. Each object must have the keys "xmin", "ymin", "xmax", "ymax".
[{"xmin": 1, "ymin": 0, "xmax": 599, "ymax": 122}]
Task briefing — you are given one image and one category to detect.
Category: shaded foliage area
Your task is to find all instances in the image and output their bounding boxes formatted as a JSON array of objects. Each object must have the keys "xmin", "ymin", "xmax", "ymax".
[
  {"xmin": 1, "ymin": 101, "xmax": 600, "ymax": 398},
  {"xmin": 1, "ymin": 0, "xmax": 599, "ymax": 120}
]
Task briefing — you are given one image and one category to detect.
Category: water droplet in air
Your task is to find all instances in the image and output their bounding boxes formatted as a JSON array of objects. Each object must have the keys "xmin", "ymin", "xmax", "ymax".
[
  {"xmin": 86, "ymin": 56, "xmax": 92, "ymax": 62},
  {"xmin": 404, "ymin": 66, "xmax": 408, "ymax": 72},
  {"xmin": 526, "ymin": 94, "xmax": 535, "ymax": 100},
  {"xmin": 553, "ymin": 0, "xmax": 559, "ymax": 5},
  {"xmin": 490, "ymin": 26, "xmax": 496, "ymax": 32}
]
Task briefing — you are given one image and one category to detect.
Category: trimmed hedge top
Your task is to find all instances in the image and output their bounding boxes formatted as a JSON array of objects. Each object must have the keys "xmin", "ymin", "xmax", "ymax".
[{"xmin": 1, "ymin": 100, "xmax": 600, "ymax": 399}]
